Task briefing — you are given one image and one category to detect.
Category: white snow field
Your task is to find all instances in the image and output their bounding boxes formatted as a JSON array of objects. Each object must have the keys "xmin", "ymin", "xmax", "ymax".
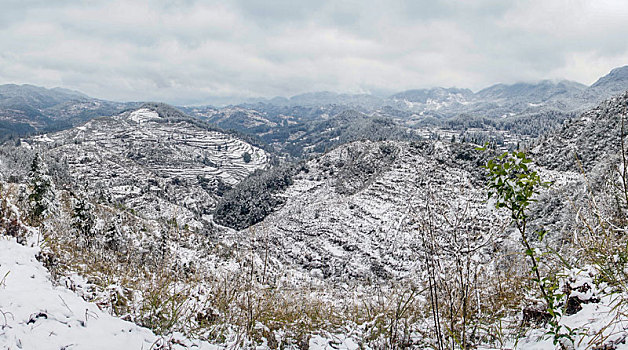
[{"xmin": 0, "ymin": 236, "xmax": 221, "ymax": 350}]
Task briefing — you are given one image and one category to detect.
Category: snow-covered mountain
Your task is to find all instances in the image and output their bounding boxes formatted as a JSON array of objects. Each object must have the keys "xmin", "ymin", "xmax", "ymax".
[
  {"xmin": 4, "ymin": 66, "xmax": 628, "ymax": 159},
  {"xmin": 176, "ymin": 66, "xmax": 628, "ymax": 158},
  {"xmin": 588, "ymin": 65, "xmax": 628, "ymax": 99},
  {"xmin": 228, "ymin": 139, "xmax": 502, "ymax": 281},
  {"xmin": 185, "ymin": 107, "xmax": 418, "ymax": 158},
  {"xmin": 247, "ymin": 91, "xmax": 386, "ymax": 109},
  {"xmin": 0, "ymin": 84, "xmax": 134, "ymax": 142},
  {"xmin": 230, "ymin": 67, "xmax": 628, "ymax": 117},
  {"xmin": 476, "ymin": 80, "xmax": 587, "ymax": 102},
  {"xmin": 389, "ymin": 87, "xmax": 474, "ymax": 111},
  {"xmin": 28, "ymin": 104, "xmax": 269, "ymax": 230},
  {"xmin": 390, "ymin": 67, "xmax": 628, "ymax": 116},
  {"xmin": 534, "ymin": 91, "xmax": 628, "ymax": 172},
  {"xmin": 389, "ymin": 78, "xmax": 599, "ymax": 117}
]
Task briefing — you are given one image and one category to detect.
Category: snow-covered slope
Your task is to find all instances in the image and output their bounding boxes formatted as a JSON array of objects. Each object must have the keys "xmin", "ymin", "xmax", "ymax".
[
  {"xmin": 29, "ymin": 107, "xmax": 269, "ymax": 229},
  {"xmin": 389, "ymin": 87, "xmax": 474, "ymax": 111},
  {"xmin": 0, "ymin": 84, "xmax": 133, "ymax": 142},
  {"xmin": 588, "ymin": 65, "xmax": 628, "ymax": 99},
  {"xmin": 534, "ymin": 91, "xmax": 628, "ymax": 172},
  {"xmin": 0, "ymin": 235, "xmax": 222, "ymax": 350},
  {"xmin": 235, "ymin": 139, "xmax": 504, "ymax": 282}
]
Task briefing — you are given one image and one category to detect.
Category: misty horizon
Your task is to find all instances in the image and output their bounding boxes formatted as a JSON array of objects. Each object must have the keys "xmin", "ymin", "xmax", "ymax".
[
  {"xmin": 2, "ymin": 65, "xmax": 624, "ymax": 107},
  {"xmin": 2, "ymin": 1, "xmax": 628, "ymax": 105}
]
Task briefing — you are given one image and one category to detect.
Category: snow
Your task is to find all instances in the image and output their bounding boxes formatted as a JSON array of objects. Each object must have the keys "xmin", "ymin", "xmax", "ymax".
[
  {"xmin": 498, "ymin": 266, "xmax": 628, "ymax": 350},
  {"xmin": 0, "ymin": 232, "xmax": 364, "ymax": 350},
  {"xmin": 0, "ymin": 236, "xmax": 221, "ymax": 350},
  {"xmin": 309, "ymin": 334, "xmax": 360, "ymax": 349},
  {"xmin": 128, "ymin": 108, "xmax": 160, "ymax": 124},
  {"xmin": 511, "ymin": 299, "xmax": 628, "ymax": 350},
  {"xmin": 32, "ymin": 135, "xmax": 54, "ymax": 143}
]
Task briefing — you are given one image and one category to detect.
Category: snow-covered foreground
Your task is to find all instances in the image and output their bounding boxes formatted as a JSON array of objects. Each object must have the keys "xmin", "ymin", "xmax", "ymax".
[
  {"xmin": 0, "ymin": 235, "xmax": 360, "ymax": 350},
  {"xmin": 5, "ymin": 230, "xmax": 628, "ymax": 350},
  {"xmin": 0, "ymin": 236, "xmax": 218, "ymax": 350}
]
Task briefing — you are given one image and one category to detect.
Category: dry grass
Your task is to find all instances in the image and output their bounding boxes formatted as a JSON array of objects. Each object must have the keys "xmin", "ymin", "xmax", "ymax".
[{"xmin": 4, "ymin": 184, "xmax": 549, "ymax": 349}]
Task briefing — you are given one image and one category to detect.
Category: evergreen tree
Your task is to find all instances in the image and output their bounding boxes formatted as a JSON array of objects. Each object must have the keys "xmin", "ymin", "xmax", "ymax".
[
  {"xmin": 71, "ymin": 192, "xmax": 95, "ymax": 247},
  {"xmin": 27, "ymin": 153, "xmax": 55, "ymax": 224},
  {"xmin": 104, "ymin": 214, "xmax": 123, "ymax": 252}
]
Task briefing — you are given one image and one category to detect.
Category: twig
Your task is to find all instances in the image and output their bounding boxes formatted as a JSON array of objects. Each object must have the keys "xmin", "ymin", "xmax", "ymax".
[
  {"xmin": 58, "ymin": 295, "xmax": 74, "ymax": 315},
  {"xmin": 0, "ymin": 308, "xmax": 15, "ymax": 329},
  {"xmin": 85, "ymin": 308, "xmax": 99, "ymax": 326},
  {"xmin": 0, "ymin": 270, "xmax": 9, "ymax": 288}
]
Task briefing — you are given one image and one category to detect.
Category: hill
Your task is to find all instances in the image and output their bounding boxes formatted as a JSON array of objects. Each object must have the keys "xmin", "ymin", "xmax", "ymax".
[
  {"xmin": 26, "ymin": 104, "xmax": 269, "ymax": 230},
  {"xmin": 0, "ymin": 84, "xmax": 134, "ymax": 143}
]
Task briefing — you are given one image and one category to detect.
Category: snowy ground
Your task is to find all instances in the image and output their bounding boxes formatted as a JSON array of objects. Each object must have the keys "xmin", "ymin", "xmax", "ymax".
[
  {"xmin": 0, "ymin": 235, "xmax": 219, "ymax": 350},
  {"xmin": 0, "ymin": 234, "xmax": 361, "ymax": 350}
]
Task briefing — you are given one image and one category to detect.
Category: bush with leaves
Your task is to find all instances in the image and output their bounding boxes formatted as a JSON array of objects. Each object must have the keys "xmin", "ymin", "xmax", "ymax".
[{"xmin": 482, "ymin": 148, "xmax": 578, "ymax": 346}]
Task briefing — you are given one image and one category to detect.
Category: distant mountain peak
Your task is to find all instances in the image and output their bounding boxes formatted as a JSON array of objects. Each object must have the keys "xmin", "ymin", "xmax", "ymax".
[
  {"xmin": 476, "ymin": 79, "xmax": 586, "ymax": 102},
  {"xmin": 609, "ymin": 65, "xmax": 628, "ymax": 75},
  {"xmin": 591, "ymin": 65, "xmax": 628, "ymax": 88}
]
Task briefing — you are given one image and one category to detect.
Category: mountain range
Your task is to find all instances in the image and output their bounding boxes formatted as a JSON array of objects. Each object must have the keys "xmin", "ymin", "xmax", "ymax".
[
  {"xmin": 242, "ymin": 65, "xmax": 628, "ymax": 116},
  {"xmin": 0, "ymin": 84, "xmax": 136, "ymax": 142},
  {"xmin": 3, "ymin": 65, "xmax": 628, "ymax": 145},
  {"xmin": 2, "ymin": 66, "xmax": 628, "ymax": 349}
]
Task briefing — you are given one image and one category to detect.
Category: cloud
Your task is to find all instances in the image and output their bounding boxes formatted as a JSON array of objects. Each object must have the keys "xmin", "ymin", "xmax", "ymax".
[{"xmin": 0, "ymin": 0, "xmax": 627, "ymax": 105}]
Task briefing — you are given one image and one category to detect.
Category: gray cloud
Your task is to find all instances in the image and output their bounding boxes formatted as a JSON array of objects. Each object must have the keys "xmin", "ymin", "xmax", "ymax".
[{"xmin": 1, "ymin": 0, "xmax": 627, "ymax": 105}]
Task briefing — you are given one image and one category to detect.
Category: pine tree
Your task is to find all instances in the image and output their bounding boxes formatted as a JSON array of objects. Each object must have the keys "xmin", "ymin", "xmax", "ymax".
[
  {"xmin": 27, "ymin": 153, "xmax": 55, "ymax": 225},
  {"xmin": 71, "ymin": 192, "xmax": 95, "ymax": 247},
  {"xmin": 104, "ymin": 214, "xmax": 123, "ymax": 252}
]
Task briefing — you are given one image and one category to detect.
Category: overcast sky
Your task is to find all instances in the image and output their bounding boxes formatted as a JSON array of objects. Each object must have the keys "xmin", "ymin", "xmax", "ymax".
[{"xmin": 1, "ymin": 0, "xmax": 627, "ymax": 105}]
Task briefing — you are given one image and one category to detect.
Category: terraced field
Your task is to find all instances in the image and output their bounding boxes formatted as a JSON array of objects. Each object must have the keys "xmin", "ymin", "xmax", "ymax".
[{"xmin": 31, "ymin": 108, "xmax": 269, "ymax": 228}]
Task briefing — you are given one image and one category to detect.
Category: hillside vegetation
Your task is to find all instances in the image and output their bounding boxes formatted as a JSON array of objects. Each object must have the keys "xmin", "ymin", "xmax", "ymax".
[{"xmin": 2, "ymin": 94, "xmax": 628, "ymax": 349}]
